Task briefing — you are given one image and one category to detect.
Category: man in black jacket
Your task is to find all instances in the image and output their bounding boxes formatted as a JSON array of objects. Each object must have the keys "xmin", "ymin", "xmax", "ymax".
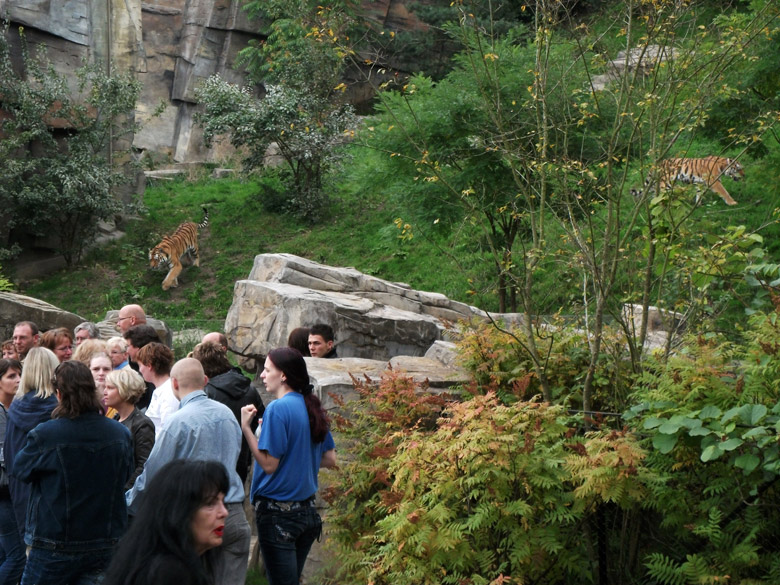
[{"xmin": 192, "ymin": 341, "xmax": 264, "ymax": 484}]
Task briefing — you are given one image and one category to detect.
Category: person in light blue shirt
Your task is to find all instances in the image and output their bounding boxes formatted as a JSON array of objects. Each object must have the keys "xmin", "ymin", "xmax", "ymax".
[
  {"xmin": 240, "ymin": 347, "xmax": 336, "ymax": 585},
  {"xmin": 126, "ymin": 358, "xmax": 250, "ymax": 585}
]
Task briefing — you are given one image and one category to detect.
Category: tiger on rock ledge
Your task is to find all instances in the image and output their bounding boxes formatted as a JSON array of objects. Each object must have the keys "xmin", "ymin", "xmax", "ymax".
[
  {"xmin": 630, "ymin": 156, "xmax": 745, "ymax": 206},
  {"xmin": 148, "ymin": 207, "xmax": 209, "ymax": 290}
]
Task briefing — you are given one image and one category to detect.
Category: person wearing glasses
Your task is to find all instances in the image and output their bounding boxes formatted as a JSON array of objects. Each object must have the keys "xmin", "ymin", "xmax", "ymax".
[
  {"xmin": 107, "ymin": 337, "xmax": 130, "ymax": 370},
  {"xmin": 39, "ymin": 328, "xmax": 74, "ymax": 363},
  {"xmin": 116, "ymin": 305, "xmax": 147, "ymax": 334}
]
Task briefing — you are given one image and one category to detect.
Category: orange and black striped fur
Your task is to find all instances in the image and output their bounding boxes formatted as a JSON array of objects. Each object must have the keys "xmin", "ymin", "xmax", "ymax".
[
  {"xmin": 149, "ymin": 207, "xmax": 209, "ymax": 290},
  {"xmin": 631, "ymin": 156, "xmax": 744, "ymax": 206}
]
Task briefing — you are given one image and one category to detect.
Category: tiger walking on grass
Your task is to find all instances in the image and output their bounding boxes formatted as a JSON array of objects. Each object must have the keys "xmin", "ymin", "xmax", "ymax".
[
  {"xmin": 631, "ymin": 156, "xmax": 745, "ymax": 206},
  {"xmin": 148, "ymin": 207, "xmax": 209, "ymax": 290}
]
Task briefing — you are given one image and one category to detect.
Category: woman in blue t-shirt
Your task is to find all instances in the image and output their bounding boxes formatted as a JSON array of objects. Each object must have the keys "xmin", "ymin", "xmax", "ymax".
[{"xmin": 240, "ymin": 347, "xmax": 336, "ymax": 585}]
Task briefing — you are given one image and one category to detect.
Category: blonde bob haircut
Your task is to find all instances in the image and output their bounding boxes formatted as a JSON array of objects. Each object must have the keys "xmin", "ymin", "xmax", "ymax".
[
  {"xmin": 72, "ymin": 339, "xmax": 108, "ymax": 366},
  {"xmin": 104, "ymin": 367, "xmax": 147, "ymax": 405},
  {"xmin": 106, "ymin": 336, "xmax": 128, "ymax": 354},
  {"xmin": 18, "ymin": 347, "xmax": 59, "ymax": 399}
]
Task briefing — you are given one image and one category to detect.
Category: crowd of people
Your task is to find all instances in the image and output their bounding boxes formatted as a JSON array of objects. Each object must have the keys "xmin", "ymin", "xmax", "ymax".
[{"xmin": 0, "ymin": 307, "xmax": 339, "ymax": 585}]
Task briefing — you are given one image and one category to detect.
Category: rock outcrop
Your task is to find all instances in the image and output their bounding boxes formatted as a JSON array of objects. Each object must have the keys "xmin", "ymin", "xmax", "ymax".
[
  {"xmin": 0, "ymin": 1, "xmax": 441, "ymax": 165},
  {"xmin": 591, "ymin": 45, "xmax": 679, "ymax": 92},
  {"xmin": 225, "ymin": 253, "xmax": 486, "ymax": 366},
  {"xmin": 251, "ymin": 354, "xmax": 468, "ymax": 409},
  {"xmin": 0, "ymin": 292, "xmax": 84, "ymax": 341}
]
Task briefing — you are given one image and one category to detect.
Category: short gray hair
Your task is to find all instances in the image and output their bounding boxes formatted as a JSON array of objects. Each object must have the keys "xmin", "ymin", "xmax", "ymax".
[{"xmin": 74, "ymin": 322, "xmax": 100, "ymax": 339}]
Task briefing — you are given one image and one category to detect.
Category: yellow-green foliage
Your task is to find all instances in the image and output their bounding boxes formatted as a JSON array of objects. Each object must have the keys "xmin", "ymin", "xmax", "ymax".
[
  {"xmin": 566, "ymin": 429, "xmax": 652, "ymax": 508},
  {"xmin": 327, "ymin": 375, "xmax": 654, "ymax": 585},
  {"xmin": 0, "ymin": 264, "xmax": 12, "ymax": 291}
]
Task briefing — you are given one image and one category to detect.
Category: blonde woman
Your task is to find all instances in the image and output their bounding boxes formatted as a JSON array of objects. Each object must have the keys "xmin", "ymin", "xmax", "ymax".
[
  {"xmin": 90, "ymin": 353, "xmax": 117, "ymax": 419},
  {"xmin": 3, "ymin": 347, "xmax": 59, "ymax": 537},
  {"xmin": 106, "ymin": 337, "xmax": 130, "ymax": 370},
  {"xmin": 72, "ymin": 339, "xmax": 108, "ymax": 366},
  {"xmin": 104, "ymin": 368, "xmax": 155, "ymax": 489}
]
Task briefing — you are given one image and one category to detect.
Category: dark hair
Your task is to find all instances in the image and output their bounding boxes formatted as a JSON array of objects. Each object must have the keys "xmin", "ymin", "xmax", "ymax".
[
  {"xmin": 309, "ymin": 323, "xmax": 334, "ymax": 343},
  {"xmin": 14, "ymin": 321, "xmax": 39, "ymax": 336},
  {"xmin": 123, "ymin": 325, "xmax": 160, "ymax": 349},
  {"xmin": 267, "ymin": 347, "xmax": 330, "ymax": 443},
  {"xmin": 192, "ymin": 342, "xmax": 232, "ymax": 378},
  {"xmin": 104, "ymin": 460, "xmax": 230, "ymax": 585},
  {"xmin": 287, "ymin": 327, "xmax": 311, "ymax": 356},
  {"xmin": 136, "ymin": 343, "xmax": 174, "ymax": 376},
  {"xmin": 51, "ymin": 360, "xmax": 102, "ymax": 419},
  {"xmin": 0, "ymin": 358, "xmax": 22, "ymax": 380}
]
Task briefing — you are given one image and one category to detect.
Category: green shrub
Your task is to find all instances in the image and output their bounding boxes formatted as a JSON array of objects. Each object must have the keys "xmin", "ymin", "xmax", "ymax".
[
  {"xmin": 0, "ymin": 26, "xmax": 140, "ymax": 265},
  {"xmin": 455, "ymin": 318, "xmax": 636, "ymax": 412}
]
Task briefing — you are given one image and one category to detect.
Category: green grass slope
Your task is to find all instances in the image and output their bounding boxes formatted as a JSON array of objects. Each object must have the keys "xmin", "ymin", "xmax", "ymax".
[{"xmin": 19, "ymin": 175, "xmax": 484, "ymax": 330}]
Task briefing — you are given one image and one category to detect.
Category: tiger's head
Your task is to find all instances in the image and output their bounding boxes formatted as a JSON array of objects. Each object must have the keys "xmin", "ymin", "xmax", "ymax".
[
  {"xmin": 149, "ymin": 247, "xmax": 170, "ymax": 270},
  {"xmin": 724, "ymin": 158, "xmax": 745, "ymax": 181}
]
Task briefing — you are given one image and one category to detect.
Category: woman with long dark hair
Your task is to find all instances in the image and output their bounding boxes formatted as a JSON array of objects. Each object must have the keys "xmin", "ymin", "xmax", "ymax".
[
  {"xmin": 240, "ymin": 347, "xmax": 336, "ymax": 585},
  {"xmin": 0, "ymin": 359, "xmax": 25, "ymax": 582},
  {"xmin": 104, "ymin": 459, "xmax": 230, "ymax": 585},
  {"xmin": 13, "ymin": 360, "xmax": 133, "ymax": 585},
  {"xmin": 286, "ymin": 327, "xmax": 310, "ymax": 356}
]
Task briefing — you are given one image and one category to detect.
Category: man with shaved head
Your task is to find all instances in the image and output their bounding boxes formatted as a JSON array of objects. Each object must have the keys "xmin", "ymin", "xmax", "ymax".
[
  {"xmin": 117, "ymin": 304, "xmax": 147, "ymax": 334},
  {"xmin": 125, "ymin": 358, "xmax": 250, "ymax": 585}
]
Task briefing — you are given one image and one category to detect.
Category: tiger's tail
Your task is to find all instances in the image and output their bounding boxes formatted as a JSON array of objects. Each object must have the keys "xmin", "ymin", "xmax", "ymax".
[{"xmin": 198, "ymin": 207, "xmax": 209, "ymax": 229}]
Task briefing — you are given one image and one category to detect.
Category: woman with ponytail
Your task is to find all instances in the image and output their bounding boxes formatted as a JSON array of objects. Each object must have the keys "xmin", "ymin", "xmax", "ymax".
[{"xmin": 240, "ymin": 347, "xmax": 336, "ymax": 585}]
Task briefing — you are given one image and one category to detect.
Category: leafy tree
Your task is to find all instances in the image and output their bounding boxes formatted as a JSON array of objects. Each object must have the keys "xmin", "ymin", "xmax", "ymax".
[
  {"xmin": 195, "ymin": 0, "xmax": 358, "ymax": 222},
  {"xmin": 621, "ymin": 306, "xmax": 780, "ymax": 584},
  {"xmin": 0, "ymin": 27, "xmax": 140, "ymax": 265},
  {"xmin": 328, "ymin": 307, "xmax": 780, "ymax": 584},
  {"xmin": 0, "ymin": 264, "xmax": 12, "ymax": 292},
  {"xmin": 195, "ymin": 78, "xmax": 356, "ymax": 223},
  {"xmin": 344, "ymin": 0, "xmax": 780, "ymax": 410}
]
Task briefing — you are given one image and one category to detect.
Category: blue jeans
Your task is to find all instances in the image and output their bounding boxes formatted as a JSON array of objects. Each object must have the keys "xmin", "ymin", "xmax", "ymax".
[
  {"xmin": 0, "ymin": 496, "xmax": 26, "ymax": 584},
  {"xmin": 20, "ymin": 548, "xmax": 113, "ymax": 585},
  {"xmin": 255, "ymin": 499, "xmax": 322, "ymax": 585}
]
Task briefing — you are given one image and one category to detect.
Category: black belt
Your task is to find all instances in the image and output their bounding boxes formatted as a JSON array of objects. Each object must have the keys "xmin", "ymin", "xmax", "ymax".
[{"xmin": 253, "ymin": 495, "xmax": 316, "ymax": 512}]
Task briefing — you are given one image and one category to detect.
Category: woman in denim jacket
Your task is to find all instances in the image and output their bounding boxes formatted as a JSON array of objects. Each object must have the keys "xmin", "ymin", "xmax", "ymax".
[
  {"xmin": 14, "ymin": 360, "xmax": 133, "ymax": 585},
  {"xmin": 240, "ymin": 347, "xmax": 336, "ymax": 585},
  {"xmin": 0, "ymin": 359, "xmax": 26, "ymax": 583}
]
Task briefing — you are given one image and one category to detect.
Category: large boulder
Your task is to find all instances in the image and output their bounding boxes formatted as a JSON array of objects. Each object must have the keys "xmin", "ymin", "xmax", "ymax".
[
  {"xmin": 225, "ymin": 254, "xmax": 527, "ymax": 369},
  {"xmin": 247, "ymin": 253, "xmax": 481, "ymax": 324},
  {"xmin": 0, "ymin": 292, "xmax": 84, "ymax": 340},
  {"xmin": 226, "ymin": 280, "xmax": 442, "ymax": 364},
  {"xmin": 251, "ymin": 355, "xmax": 468, "ymax": 410}
]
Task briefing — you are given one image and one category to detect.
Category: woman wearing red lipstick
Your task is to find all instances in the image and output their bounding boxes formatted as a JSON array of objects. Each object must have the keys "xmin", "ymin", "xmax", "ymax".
[
  {"xmin": 104, "ymin": 459, "xmax": 230, "ymax": 585},
  {"xmin": 241, "ymin": 347, "xmax": 337, "ymax": 585}
]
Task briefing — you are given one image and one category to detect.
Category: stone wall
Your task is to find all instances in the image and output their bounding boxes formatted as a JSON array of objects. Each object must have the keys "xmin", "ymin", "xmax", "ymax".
[{"xmin": 0, "ymin": 0, "xmax": 439, "ymax": 164}]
